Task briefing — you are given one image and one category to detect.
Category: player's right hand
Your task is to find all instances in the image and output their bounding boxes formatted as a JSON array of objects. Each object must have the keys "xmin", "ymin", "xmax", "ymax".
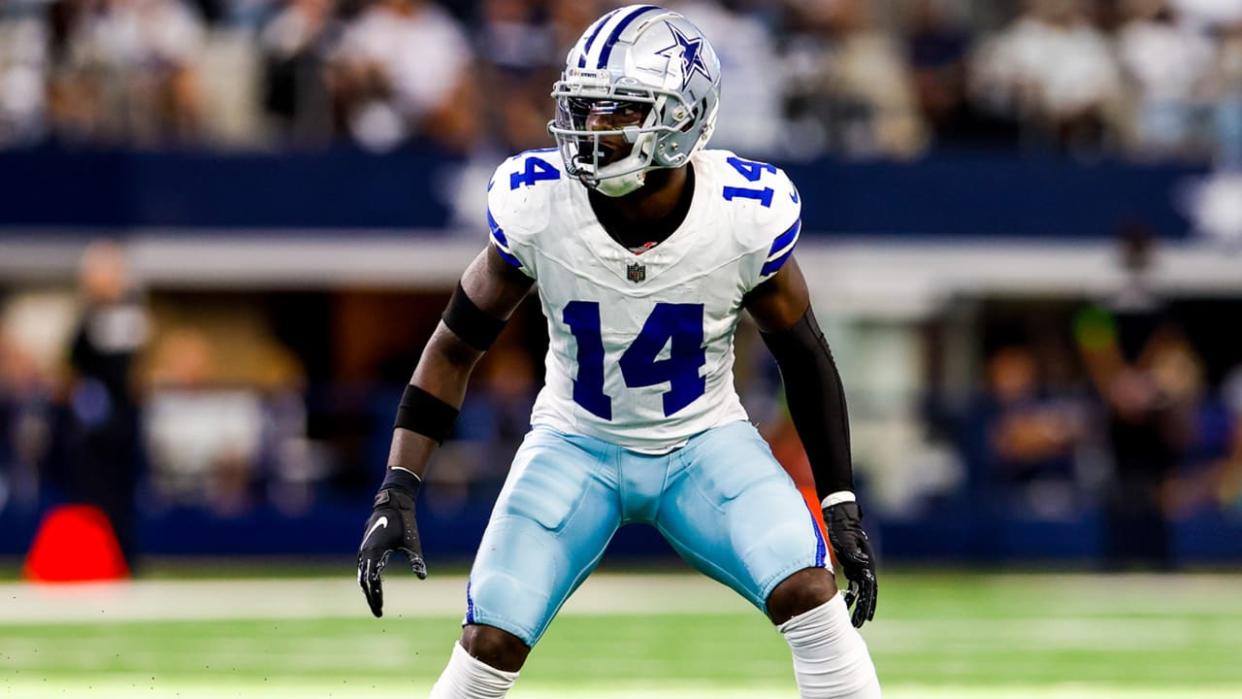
[{"xmin": 357, "ymin": 485, "xmax": 427, "ymax": 618}]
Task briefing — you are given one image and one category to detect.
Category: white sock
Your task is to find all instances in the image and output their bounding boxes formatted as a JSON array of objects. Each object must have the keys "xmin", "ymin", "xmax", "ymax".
[
  {"xmin": 778, "ymin": 595, "xmax": 881, "ymax": 698},
  {"xmin": 428, "ymin": 641, "xmax": 519, "ymax": 699}
]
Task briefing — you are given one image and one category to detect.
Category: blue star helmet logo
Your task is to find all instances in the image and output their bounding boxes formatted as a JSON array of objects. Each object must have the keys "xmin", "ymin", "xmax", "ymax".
[{"xmin": 656, "ymin": 22, "xmax": 712, "ymax": 89}]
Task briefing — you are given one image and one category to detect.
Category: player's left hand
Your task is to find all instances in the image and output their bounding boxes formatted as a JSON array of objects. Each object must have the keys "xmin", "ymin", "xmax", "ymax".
[
  {"xmin": 824, "ymin": 501, "xmax": 877, "ymax": 628},
  {"xmin": 357, "ymin": 486, "xmax": 426, "ymax": 618}
]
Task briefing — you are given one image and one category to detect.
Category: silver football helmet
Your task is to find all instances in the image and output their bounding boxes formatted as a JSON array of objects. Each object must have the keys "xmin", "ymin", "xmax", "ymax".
[{"xmin": 550, "ymin": 5, "xmax": 722, "ymax": 197}]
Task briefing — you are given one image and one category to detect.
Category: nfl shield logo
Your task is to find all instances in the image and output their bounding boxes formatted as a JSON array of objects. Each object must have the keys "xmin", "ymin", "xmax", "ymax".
[{"xmin": 626, "ymin": 263, "xmax": 646, "ymax": 283}]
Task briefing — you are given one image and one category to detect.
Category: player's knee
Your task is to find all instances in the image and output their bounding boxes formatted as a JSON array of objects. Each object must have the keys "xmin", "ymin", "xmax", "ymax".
[
  {"xmin": 460, "ymin": 624, "xmax": 531, "ymax": 673},
  {"xmin": 767, "ymin": 567, "xmax": 837, "ymax": 625}
]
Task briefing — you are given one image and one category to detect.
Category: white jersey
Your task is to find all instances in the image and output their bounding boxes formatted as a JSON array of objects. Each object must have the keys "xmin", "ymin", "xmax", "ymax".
[{"xmin": 486, "ymin": 148, "xmax": 802, "ymax": 453}]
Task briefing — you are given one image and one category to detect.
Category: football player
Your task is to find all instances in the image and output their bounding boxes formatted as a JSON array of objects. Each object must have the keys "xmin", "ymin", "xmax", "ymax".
[{"xmin": 357, "ymin": 5, "xmax": 880, "ymax": 697}]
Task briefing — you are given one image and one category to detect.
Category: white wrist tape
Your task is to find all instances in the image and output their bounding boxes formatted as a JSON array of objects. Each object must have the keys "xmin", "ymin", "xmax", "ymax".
[
  {"xmin": 821, "ymin": 490, "xmax": 856, "ymax": 509},
  {"xmin": 388, "ymin": 465, "xmax": 422, "ymax": 481}
]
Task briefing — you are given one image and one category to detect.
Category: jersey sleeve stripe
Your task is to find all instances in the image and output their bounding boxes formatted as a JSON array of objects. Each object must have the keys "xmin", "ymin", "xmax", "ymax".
[
  {"xmin": 766, "ymin": 228, "xmax": 799, "ymax": 263},
  {"xmin": 493, "ymin": 243, "xmax": 524, "ymax": 269},
  {"xmin": 768, "ymin": 218, "xmax": 801, "ymax": 257},
  {"xmin": 761, "ymin": 244, "xmax": 796, "ymax": 277},
  {"xmin": 486, "ymin": 208, "xmax": 523, "ymax": 268},
  {"xmin": 486, "ymin": 208, "xmax": 510, "ymax": 248}
]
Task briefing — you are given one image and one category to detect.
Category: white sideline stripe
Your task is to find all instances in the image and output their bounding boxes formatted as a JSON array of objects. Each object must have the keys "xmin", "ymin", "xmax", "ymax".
[
  {"xmin": 0, "ymin": 574, "xmax": 751, "ymax": 624},
  {"xmin": 0, "ymin": 679, "xmax": 1239, "ymax": 699},
  {"xmin": 3, "ymin": 572, "xmax": 1242, "ymax": 626}
]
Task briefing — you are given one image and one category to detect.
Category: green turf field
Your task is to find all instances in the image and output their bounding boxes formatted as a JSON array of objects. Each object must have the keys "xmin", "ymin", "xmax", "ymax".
[{"xmin": 1, "ymin": 571, "xmax": 1240, "ymax": 697}]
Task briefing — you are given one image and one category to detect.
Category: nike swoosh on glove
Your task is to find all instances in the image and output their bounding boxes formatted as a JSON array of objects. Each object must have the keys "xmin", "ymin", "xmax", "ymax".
[{"xmin": 357, "ymin": 487, "xmax": 426, "ymax": 618}]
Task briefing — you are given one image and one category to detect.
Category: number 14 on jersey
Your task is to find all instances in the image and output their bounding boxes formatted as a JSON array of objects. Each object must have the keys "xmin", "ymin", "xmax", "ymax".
[{"xmin": 563, "ymin": 301, "xmax": 707, "ymax": 420}]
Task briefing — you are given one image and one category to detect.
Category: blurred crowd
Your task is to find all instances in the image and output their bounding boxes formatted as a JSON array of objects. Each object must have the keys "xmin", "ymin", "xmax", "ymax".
[
  {"xmin": 0, "ymin": 244, "xmax": 313, "ymax": 566},
  {"xmin": 931, "ymin": 229, "xmax": 1242, "ymax": 567},
  {"xmin": 948, "ymin": 315, "xmax": 1242, "ymax": 565},
  {"xmin": 1, "ymin": 0, "xmax": 1241, "ymax": 163}
]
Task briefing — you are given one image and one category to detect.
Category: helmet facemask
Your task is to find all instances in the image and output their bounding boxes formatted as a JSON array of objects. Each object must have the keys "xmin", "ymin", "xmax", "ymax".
[{"xmin": 550, "ymin": 69, "xmax": 698, "ymax": 197}]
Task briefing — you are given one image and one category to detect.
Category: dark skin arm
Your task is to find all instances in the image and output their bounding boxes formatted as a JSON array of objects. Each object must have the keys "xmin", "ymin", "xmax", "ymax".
[
  {"xmin": 743, "ymin": 256, "xmax": 812, "ymax": 332},
  {"xmin": 745, "ymin": 256, "xmax": 852, "ymax": 497},
  {"xmin": 386, "ymin": 246, "xmax": 534, "ymax": 475},
  {"xmin": 744, "ymin": 257, "xmax": 878, "ymax": 628},
  {"xmin": 743, "ymin": 257, "xmax": 834, "ymax": 628},
  {"xmin": 357, "ymin": 245, "xmax": 532, "ymax": 627}
]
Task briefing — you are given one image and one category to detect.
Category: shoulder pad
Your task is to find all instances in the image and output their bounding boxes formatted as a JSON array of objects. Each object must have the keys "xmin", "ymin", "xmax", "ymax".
[
  {"xmin": 486, "ymin": 148, "xmax": 565, "ymax": 237},
  {"xmin": 752, "ymin": 166, "xmax": 801, "ymax": 282},
  {"xmin": 705, "ymin": 151, "xmax": 801, "ymax": 250},
  {"xmin": 485, "ymin": 148, "xmax": 566, "ymax": 277},
  {"xmin": 701, "ymin": 150, "xmax": 802, "ymax": 288}
]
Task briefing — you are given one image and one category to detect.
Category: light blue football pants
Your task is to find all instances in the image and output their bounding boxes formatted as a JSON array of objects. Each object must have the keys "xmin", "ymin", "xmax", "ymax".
[{"xmin": 464, "ymin": 420, "xmax": 829, "ymax": 646}]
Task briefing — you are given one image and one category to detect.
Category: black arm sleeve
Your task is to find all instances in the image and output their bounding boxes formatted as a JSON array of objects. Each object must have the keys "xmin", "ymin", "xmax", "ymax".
[{"xmin": 758, "ymin": 306, "xmax": 854, "ymax": 501}]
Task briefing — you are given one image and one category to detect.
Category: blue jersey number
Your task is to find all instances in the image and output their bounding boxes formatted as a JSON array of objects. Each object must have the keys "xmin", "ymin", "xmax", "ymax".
[
  {"xmin": 510, "ymin": 156, "xmax": 560, "ymax": 190},
  {"xmin": 726, "ymin": 156, "xmax": 777, "ymax": 181},
  {"xmin": 563, "ymin": 301, "xmax": 707, "ymax": 419},
  {"xmin": 563, "ymin": 301, "xmax": 612, "ymax": 420},
  {"xmin": 722, "ymin": 156, "xmax": 776, "ymax": 208}
]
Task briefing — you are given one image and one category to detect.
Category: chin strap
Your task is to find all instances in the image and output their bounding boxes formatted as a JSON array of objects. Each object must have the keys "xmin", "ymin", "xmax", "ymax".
[
  {"xmin": 587, "ymin": 124, "xmax": 661, "ymax": 197},
  {"xmin": 593, "ymin": 168, "xmax": 647, "ymax": 197}
]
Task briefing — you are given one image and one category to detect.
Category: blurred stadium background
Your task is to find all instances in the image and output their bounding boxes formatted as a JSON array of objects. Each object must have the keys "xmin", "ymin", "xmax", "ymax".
[{"xmin": 2, "ymin": 0, "xmax": 1242, "ymax": 696}]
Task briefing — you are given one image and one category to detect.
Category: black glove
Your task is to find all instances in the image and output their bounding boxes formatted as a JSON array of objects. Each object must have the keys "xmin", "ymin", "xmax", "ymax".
[
  {"xmin": 357, "ymin": 469, "xmax": 427, "ymax": 618},
  {"xmin": 824, "ymin": 500, "xmax": 877, "ymax": 628}
]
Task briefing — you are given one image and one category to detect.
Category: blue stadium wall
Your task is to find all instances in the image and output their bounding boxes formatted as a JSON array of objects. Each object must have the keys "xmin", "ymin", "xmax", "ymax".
[{"xmin": 0, "ymin": 145, "xmax": 1207, "ymax": 237}]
